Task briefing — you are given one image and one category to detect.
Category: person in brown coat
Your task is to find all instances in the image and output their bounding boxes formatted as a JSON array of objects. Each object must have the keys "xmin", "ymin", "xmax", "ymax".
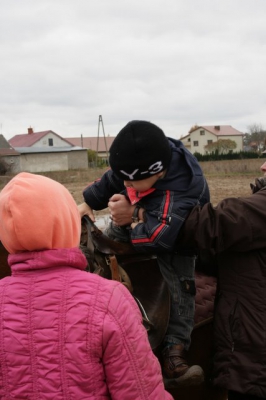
[{"xmin": 177, "ymin": 161, "xmax": 266, "ymax": 400}]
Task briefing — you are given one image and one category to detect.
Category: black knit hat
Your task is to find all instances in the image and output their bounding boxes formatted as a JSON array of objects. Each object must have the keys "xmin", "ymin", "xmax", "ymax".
[{"xmin": 109, "ymin": 120, "xmax": 172, "ymax": 181}]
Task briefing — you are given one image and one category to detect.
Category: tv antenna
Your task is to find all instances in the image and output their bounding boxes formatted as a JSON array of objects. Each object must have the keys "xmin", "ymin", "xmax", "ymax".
[{"xmin": 96, "ymin": 115, "xmax": 109, "ymax": 166}]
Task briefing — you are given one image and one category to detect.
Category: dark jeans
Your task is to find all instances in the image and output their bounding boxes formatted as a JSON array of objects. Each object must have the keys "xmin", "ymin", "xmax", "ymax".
[
  {"xmin": 228, "ymin": 390, "xmax": 265, "ymax": 400},
  {"xmin": 157, "ymin": 253, "xmax": 195, "ymax": 350}
]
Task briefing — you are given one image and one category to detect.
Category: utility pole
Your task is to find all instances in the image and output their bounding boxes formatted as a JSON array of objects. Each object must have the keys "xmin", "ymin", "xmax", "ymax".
[{"xmin": 96, "ymin": 115, "xmax": 109, "ymax": 167}]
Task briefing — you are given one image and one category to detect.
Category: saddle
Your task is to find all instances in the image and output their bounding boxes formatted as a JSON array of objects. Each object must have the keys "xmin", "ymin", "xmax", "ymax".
[
  {"xmin": 80, "ymin": 215, "xmax": 170, "ymax": 350},
  {"xmin": 0, "ymin": 242, "xmax": 11, "ymax": 279}
]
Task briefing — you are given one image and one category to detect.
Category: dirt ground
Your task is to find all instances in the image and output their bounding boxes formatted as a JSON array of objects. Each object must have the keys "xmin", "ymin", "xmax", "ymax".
[
  {"xmin": 1, "ymin": 158, "xmax": 261, "ymax": 209},
  {"xmin": 0, "ymin": 170, "xmax": 258, "ymax": 219},
  {"xmin": 204, "ymin": 175, "xmax": 253, "ymax": 204},
  {"xmin": 63, "ymin": 174, "xmax": 255, "ymax": 216}
]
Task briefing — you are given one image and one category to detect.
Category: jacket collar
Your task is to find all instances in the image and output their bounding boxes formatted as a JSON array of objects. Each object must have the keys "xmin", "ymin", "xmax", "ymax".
[{"xmin": 8, "ymin": 247, "xmax": 87, "ymax": 274}]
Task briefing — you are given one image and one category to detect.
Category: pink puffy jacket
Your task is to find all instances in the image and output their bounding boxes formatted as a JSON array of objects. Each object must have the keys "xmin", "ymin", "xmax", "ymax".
[{"xmin": 0, "ymin": 247, "xmax": 172, "ymax": 400}]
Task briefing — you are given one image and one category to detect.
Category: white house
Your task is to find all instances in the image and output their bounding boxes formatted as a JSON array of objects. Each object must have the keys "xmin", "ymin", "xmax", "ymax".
[
  {"xmin": 180, "ymin": 125, "xmax": 244, "ymax": 155},
  {"xmin": 7, "ymin": 128, "xmax": 88, "ymax": 172},
  {"xmin": 9, "ymin": 127, "xmax": 73, "ymax": 148}
]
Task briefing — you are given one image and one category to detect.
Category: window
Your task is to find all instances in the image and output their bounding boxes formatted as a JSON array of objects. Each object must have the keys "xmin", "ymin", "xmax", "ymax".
[
  {"xmin": 207, "ymin": 140, "xmax": 213, "ymax": 145},
  {"xmin": 48, "ymin": 138, "xmax": 53, "ymax": 146},
  {"xmin": 188, "ymin": 138, "xmax": 191, "ymax": 142},
  {"xmin": 200, "ymin": 130, "xmax": 205, "ymax": 135},
  {"xmin": 193, "ymin": 141, "xmax": 199, "ymax": 146}
]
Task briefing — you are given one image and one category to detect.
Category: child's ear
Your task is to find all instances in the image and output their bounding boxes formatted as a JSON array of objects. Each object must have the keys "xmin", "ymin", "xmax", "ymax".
[{"xmin": 157, "ymin": 170, "xmax": 166, "ymax": 179}]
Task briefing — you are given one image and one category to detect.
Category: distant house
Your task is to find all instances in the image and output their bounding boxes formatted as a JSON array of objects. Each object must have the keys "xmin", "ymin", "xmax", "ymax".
[
  {"xmin": 66, "ymin": 136, "xmax": 116, "ymax": 163},
  {"xmin": 9, "ymin": 127, "xmax": 74, "ymax": 148},
  {"xmin": 6, "ymin": 128, "xmax": 88, "ymax": 173},
  {"xmin": 180, "ymin": 125, "xmax": 244, "ymax": 155},
  {"xmin": 0, "ymin": 135, "xmax": 20, "ymax": 174}
]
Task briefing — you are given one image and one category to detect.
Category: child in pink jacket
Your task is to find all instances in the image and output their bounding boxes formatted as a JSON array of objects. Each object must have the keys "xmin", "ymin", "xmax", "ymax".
[{"xmin": 0, "ymin": 172, "xmax": 172, "ymax": 400}]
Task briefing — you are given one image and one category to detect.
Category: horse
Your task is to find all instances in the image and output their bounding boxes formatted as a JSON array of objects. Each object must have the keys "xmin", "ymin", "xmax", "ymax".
[
  {"xmin": 0, "ymin": 241, "xmax": 10, "ymax": 279},
  {"xmin": 0, "ymin": 218, "xmax": 227, "ymax": 400},
  {"xmin": 80, "ymin": 216, "xmax": 227, "ymax": 400}
]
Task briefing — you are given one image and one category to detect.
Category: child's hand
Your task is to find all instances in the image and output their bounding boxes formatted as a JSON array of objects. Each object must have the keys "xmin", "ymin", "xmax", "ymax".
[
  {"xmin": 131, "ymin": 220, "xmax": 144, "ymax": 229},
  {"xmin": 78, "ymin": 202, "xmax": 95, "ymax": 222},
  {"xmin": 108, "ymin": 194, "xmax": 135, "ymax": 226}
]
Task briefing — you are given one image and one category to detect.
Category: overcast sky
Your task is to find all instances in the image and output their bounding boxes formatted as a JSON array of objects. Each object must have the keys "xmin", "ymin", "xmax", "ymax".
[{"xmin": 0, "ymin": 0, "xmax": 265, "ymax": 140}]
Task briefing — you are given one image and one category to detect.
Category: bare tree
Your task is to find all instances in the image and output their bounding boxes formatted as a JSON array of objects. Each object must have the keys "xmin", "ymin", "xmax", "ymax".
[
  {"xmin": 246, "ymin": 123, "xmax": 266, "ymax": 151},
  {"xmin": 247, "ymin": 123, "xmax": 264, "ymax": 135},
  {"xmin": 188, "ymin": 124, "xmax": 199, "ymax": 133},
  {"xmin": 204, "ymin": 139, "xmax": 237, "ymax": 154}
]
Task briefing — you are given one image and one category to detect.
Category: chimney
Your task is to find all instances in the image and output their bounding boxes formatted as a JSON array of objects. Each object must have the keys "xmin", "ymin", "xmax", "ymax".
[
  {"xmin": 28, "ymin": 127, "xmax": 34, "ymax": 134},
  {"xmin": 214, "ymin": 125, "xmax": 220, "ymax": 130}
]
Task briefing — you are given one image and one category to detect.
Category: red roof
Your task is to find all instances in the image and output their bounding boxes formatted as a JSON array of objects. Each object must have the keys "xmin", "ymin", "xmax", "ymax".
[
  {"xmin": 66, "ymin": 136, "xmax": 115, "ymax": 152},
  {"xmin": 9, "ymin": 130, "xmax": 74, "ymax": 147},
  {"xmin": 190, "ymin": 125, "xmax": 244, "ymax": 137}
]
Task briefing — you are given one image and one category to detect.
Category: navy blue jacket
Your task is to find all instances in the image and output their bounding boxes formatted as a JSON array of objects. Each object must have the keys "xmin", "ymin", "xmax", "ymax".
[{"xmin": 83, "ymin": 138, "xmax": 210, "ymax": 253}]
